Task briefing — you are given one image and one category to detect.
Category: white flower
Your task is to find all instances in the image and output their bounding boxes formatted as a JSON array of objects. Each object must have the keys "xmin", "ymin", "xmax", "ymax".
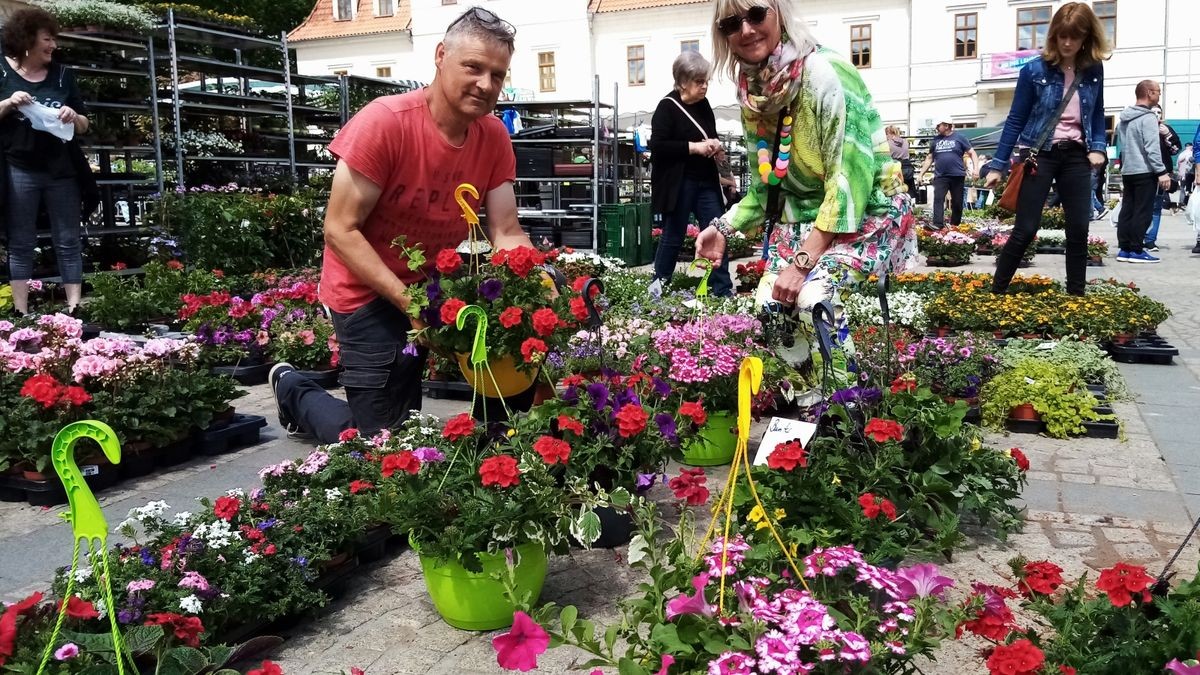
[
  {"xmin": 325, "ymin": 488, "xmax": 342, "ymax": 503},
  {"xmin": 127, "ymin": 500, "xmax": 170, "ymax": 522},
  {"xmin": 172, "ymin": 512, "xmax": 193, "ymax": 526},
  {"xmin": 224, "ymin": 488, "xmax": 245, "ymax": 498},
  {"xmin": 72, "ymin": 567, "xmax": 92, "ymax": 583},
  {"xmin": 243, "ymin": 550, "xmax": 261, "ymax": 565},
  {"xmin": 192, "ymin": 520, "xmax": 240, "ymax": 549},
  {"xmin": 179, "ymin": 594, "xmax": 203, "ymax": 614}
]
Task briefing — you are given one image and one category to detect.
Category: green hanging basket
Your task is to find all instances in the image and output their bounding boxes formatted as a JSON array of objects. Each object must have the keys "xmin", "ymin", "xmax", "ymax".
[
  {"xmin": 681, "ymin": 412, "xmax": 738, "ymax": 467},
  {"xmin": 417, "ymin": 542, "xmax": 548, "ymax": 631}
]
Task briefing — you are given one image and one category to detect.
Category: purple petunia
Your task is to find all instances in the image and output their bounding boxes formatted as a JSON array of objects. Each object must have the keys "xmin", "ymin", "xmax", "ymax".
[
  {"xmin": 478, "ymin": 278, "xmax": 503, "ymax": 302},
  {"xmin": 654, "ymin": 413, "xmax": 677, "ymax": 444},
  {"xmin": 426, "ymin": 281, "xmax": 442, "ymax": 302},
  {"xmin": 586, "ymin": 382, "xmax": 610, "ymax": 411}
]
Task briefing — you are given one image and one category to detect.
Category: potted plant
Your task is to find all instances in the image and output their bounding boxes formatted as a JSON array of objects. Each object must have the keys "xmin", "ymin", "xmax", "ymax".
[
  {"xmin": 897, "ymin": 332, "xmax": 1001, "ymax": 403},
  {"xmin": 365, "ymin": 413, "xmax": 602, "ymax": 630},
  {"xmin": 734, "ymin": 259, "xmax": 766, "ymax": 294},
  {"xmin": 264, "ymin": 312, "xmax": 339, "ymax": 386},
  {"xmin": 1086, "ymin": 234, "xmax": 1109, "ymax": 264},
  {"xmin": 980, "ymin": 358, "xmax": 1111, "ymax": 438},
  {"xmin": 917, "ymin": 228, "xmax": 977, "ymax": 266},
  {"xmin": 991, "ymin": 232, "xmax": 1037, "ymax": 267},
  {"xmin": 406, "ymin": 244, "xmax": 579, "ymax": 399}
]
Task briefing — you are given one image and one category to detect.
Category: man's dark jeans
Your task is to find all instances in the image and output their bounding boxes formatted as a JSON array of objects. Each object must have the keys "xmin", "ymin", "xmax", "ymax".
[
  {"xmin": 654, "ymin": 177, "xmax": 732, "ymax": 296},
  {"xmin": 994, "ymin": 144, "xmax": 1092, "ymax": 295},
  {"xmin": 277, "ymin": 297, "xmax": 425, "ymax": 444},
  {"xmin": 1117, "ymin": 173, "xmax": 1159, "ymax": 255},
  {"xmin": 932, "ymin": 175, "xmax": 965, "ymax": 227}
]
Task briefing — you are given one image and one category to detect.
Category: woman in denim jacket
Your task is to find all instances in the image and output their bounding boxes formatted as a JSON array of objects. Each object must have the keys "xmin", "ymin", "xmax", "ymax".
[{"xmin": 983, "ymin": 2, "xmax": 1110, "ymax": 296}]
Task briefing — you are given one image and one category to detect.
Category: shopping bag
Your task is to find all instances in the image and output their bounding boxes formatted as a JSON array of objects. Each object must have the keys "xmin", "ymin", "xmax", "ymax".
[{"xmin": 1187, "ymin": 189, "xmax": 1200, "ymax": 232}]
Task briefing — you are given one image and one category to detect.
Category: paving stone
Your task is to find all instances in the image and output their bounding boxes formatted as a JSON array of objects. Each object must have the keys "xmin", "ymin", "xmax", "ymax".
[
  {"xmin": 1052, "ymin": 531, "xmax": 1098, "ymax": 548},
  {"xmin": 1112, "ymin": 542, "xmax": 1162, "ymax": 561},
  {"xmin": 1060, "ymin": 473, "xmax": 1096, "ymax": 485},
  {"xmin": 1101, "ymin": 528, "xmax": 1150, "ymax": 544}
]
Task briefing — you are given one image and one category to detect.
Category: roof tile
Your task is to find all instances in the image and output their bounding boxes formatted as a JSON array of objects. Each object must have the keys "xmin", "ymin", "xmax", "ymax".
[
  {"xmin": 588, "ymin": 0, "xmax": 711, "ymax": 13},
  {"xmin": 288, "ymin": 0, "xmax": 411, "ymax": 43}
]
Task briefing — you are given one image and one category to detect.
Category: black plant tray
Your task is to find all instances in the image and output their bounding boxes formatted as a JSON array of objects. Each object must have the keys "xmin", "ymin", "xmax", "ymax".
[
  {"xmin": 296, "ymin": 367, "xmax": 341, "ymax": 389},
  {"xmin": 1107, "ymin": 339, "xmax": 1178, "ymax": 365},
  {"xmin": 352, "ymin": 524, "xmax": 395, "ymax": 564},
  {"xmin": 156, "ymin": 436, "xmax": 196, "ymax": 467},
  {"xmin": 1005, "ymin": 418, "xmax": 1046, "ymax": 434},
  {"xmin": 1086, "ymin": 259, "xmax": 1105, "ymax": 267},
  {"xmin": 0, "ymin": 462, "xmax": 120, "ymax": 506},
  {"xmin": 1081, "ymin": 419, "xmax": 1120, "ymax": 439},
  {"xmin": 423, "ymin": 379, "xmax": 473, "ymax": 400},
  {"xmin": 118, "ymin": 450, "xmax": 158, "ymax": 479},
  {"xmin": 195, "ymin": 414, "xmax": 267, "ymax": 455},
  {"xmin": 1035, "ymin": 245, "xmax": 1066, "ymax": 255},
  {"xmin": 211, "ymin": 362, "xmax": 272, "ymax": 385},
  {"xmin": 964, "ymin": 405, "xmax": 981, "ymax": 426}
]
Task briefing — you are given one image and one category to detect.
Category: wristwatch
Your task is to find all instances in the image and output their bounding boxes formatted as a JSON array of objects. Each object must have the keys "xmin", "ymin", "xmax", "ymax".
[{"xmin": 790, "ymin": 250, "xmax": 814, "ymax": 272}]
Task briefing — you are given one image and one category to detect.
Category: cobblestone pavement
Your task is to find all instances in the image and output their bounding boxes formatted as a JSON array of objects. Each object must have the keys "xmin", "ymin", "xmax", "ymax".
[{"xmin": 2, "ymin": 212, "xmax": 1198, "ymax": 673}]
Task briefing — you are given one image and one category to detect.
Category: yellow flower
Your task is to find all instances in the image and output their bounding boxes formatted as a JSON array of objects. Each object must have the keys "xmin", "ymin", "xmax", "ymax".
[
  {"xmin": 507, "ymin": 428, "xmax": 516, "ymax": 437},
  {"xmin": 831, "ymin": 475, "xmax": 842, "ymax": 486},
  {"xmin": 774, "ymin": 508, "xmax": 786, "ymax": 520},
  {"xmin": 970, "ymin": 437, "xmax": 981, "ymax": 453},
  {"xmin": 748, "ymin": 504, "xmax": 765, "ymax": 522}
]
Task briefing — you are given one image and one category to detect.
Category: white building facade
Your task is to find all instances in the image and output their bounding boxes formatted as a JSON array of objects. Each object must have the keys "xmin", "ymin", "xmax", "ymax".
[{"xmin": 291, "ymin": 0, "xmax": 1200, "ymax": 135}]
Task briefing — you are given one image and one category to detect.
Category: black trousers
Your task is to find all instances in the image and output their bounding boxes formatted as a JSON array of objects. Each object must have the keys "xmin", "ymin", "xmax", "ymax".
[
  {"xmin": 932, "ymin": 175, "xmax": 965, "ymax": 227},
  {"xmin": 278, "ymin": 297, "xmax": 426, "ymax": 444},
  {"xmin": 994, "ymin": 145, "xmax": 1092, "ymax": 296},
  {"xmin": 1117, "ymin": 174, "xmax": 1158, "ymax": 255}
]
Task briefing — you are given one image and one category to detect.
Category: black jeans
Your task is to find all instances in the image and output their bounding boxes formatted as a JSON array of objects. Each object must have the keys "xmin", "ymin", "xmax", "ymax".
[
  {"xmin": 654, "ymin": 176, "xmax": 732, "ymax": 296},
  {"xmin": 994, "ymin": 145, "xmax": 1092, "ymax": 295},
  {"xmin": 277, "ymin": 297, "xmax": 426, "ymax": 444},
  {"xmin": 932, "ymin": 175, "xmax": 965, "ymax": 227},
  {"xmin": 1117, "ymin": 173, "xmax": 1158, "ymax": 255}
]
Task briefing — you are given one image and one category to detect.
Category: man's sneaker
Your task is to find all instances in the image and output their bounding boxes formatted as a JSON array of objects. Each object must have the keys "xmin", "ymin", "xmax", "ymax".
[
  {"xmin": 1125, "ymin": 251, "xmax": 1161, "ymax": 264},
  {"xmin": 1143, "ymin": 242, "xmax": 1159, "ymax": 253},
  {"xmin": 1115, "ymin": 250, "xmax": 1133, "ymax": 262},
  {"xmin": 269, "ymin": 362, "xmax": 313, "ymax": 439},
  {"xmin": 1191, "ymin": 240, "xmax": 1200, "ymax": 254},
  {"xmin": 1092, "ymin": 208, "xmax": 1110, "ymax": 221}
]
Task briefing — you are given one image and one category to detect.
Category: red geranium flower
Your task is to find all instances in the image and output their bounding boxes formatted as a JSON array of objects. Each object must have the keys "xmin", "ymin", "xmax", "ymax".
[
  {"xmin": 1096, "ymin": 562, "xmax": 1154, "ymax": 607},
  {"xmin": 985, "ymin": 639, "xmax": 1044, "ymax": 675},
  {"xmin": 112, "ymin": 261, "xmax": 127, "ymax": 271},
  {"xmin": 569, "ymin": 296, "xmax": 590, "ymax": 322},
  {"xmin": 1019, "ymin": 561, "xmax": 1064, "ymax": 597},
  {"xmin": 864, "ymin": 418, "xmax": 905, "ymax": 443},
  {"xmin": 435, "ymin": 248, "xmax": 462, "ymax": 275},
  {"xmin": 247, "ymin": 660, "xmax": 283, "ymax": 675},
  {"xmin": 499, "ymin": 306, "xmax": 523, "ymax": 328},
  {"xmin": 859, "ymin": 493, "xmax": 881, "ymax": 519},
  {"xmin": 1008, "ymin": 448, "xmax": 1030, "ymax": 472},
  {"xmin": 442, "ymin": 413, "xmax": 476, "ymax": 441},
  {"xmin": 19, "ymin": 373, "xmax": 62, "ymax": 409},
  {"xmin": 614, "ymin": 403, "xmax": 649, "ymax": 437},
  {"xmin": 381, "ymin": 451, "xmax": 420, "ymax": 477},
  {"xmin": 531, "ymin": 308, "xmax": 561, "ymax": 337},
  {"xmin": 767, "ymin": 440, "xmax": 807, "ymax": 471},
  {"xmin": 213, "ymin": 496, "xmax": 241, "ymax": 522},
  {"xmin": 349, "ymin": 480, "xmax": 374, "ymax": 494},
  {"xmin": 439, "ymin": 298, "xmax": 467, "ymax": 326},
  {"xmin": 0, "ymin": 592, "xmax": 43, "ymax": 663},
  {"xmin": 61, "ymin": 386, "xmax": 91, "ymax": 407},
  {"xmin": 532, "ymin": 436, "xmax": 571, "ymax": 465},
  {"xmin": 144, "ymin": 612, "xmax": 205, "ymax": 647},
  {"xmin": 879, "ymin": 498, "xmax": 897, "ymax": 521},
  {"xmin": 520, "ymin": 337, "xmax": 548, "ymax": 363},
  {"xmin": 556, "ymin": 414, "xmax": 584, "ymax": 436},
  {"xmin": 677, "ymin": 401, "xmax": 707, "ymax": 426},
  {"xmin": 562, "ymin": 374, "xmax": 584, "ymax": 387},
  {"xmin": 668, "ymin": 468, "xmax": 709, "ymax": 506},
  {"xmin": 479, "ymin": 455, "xmax": 520, "ymax": 488},
  {"xmin": 1060, "ymin": 666, "xmax": 1077, "ymax": 674},
  {"xmin": 338, "ymin": 428, "xmax": 359, "ymax": 442}
]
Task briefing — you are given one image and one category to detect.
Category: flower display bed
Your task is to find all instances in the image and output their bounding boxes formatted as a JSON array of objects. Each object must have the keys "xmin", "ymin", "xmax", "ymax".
[
  {"xmin": 0, "ymin": 467, "xmax": 121, "ymax": 507},
  {"xmin": 211, "ymin": 361, "xmax": 272, "ymax": 386},
  {"xmin": 195, "ymin": 413, "xmax": 268, "ymax": 455}
]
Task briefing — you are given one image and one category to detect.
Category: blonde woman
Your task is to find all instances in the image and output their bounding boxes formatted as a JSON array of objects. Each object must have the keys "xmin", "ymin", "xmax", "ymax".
[{"xmin": 696, "ymin": 0, "xmax": 915, "ymax": 371}]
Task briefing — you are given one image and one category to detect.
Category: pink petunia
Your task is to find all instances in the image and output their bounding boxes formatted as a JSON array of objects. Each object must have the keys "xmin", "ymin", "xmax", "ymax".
[
  {"xmin": 665, "ymin": 573, "xmax": 716, "ymax": 620},
  {"xmin": 492, "ymin": 611, "xmax": 549, "ymax": 672}
]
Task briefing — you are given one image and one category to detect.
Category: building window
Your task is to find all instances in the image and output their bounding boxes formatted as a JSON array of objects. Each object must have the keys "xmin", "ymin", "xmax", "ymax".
[
  {"xmin": 681, "ymin": 40, "xmax": 699, "ymax": 53},
  {"xmin": 1105, "ymin": 114, "xmax": 1116, "ymax": 146},
  {"xmin": 952, "ymin": 122, "xmax": 978, "ymax": 129},
  {"xmin": 334, "ymin": 0, "xmax": 352, "ymax": 21},
  {"xmin": 954, "ymin": 13, "xmax": 977, "ymax": 59},
  {"xmin": 376, "ymin": 0, "xmax": 394, "ymax": 17},
  {"xmin": 376, "ymin": 66, "xmax": 392, "ymax": 78},
  {"xmin": 538, "ymin": 52, "xmax": 556, "ymax": 92},
  {"xmin": 627, "ymin": 45, "xmax": 645, "ymax": 86},
  {"xmin": 1016, "ymin": 6, "xmax": 1052, "ymax": 51},
  {"xmin": 850, "ymin": 24, "xmax": 871, "ymax": 68},
  {"xmin": 331, "ymin": 68, "xmax": 349, "ymax": 76},
  {"xmin": 1094, "ymin": 1, "xmax": 1116, "ymax": 47}
]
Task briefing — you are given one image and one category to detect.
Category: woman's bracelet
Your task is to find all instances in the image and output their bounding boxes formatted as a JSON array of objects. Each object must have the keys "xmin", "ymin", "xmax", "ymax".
[{"xmin": 709, "ymin": 218, "xmax": 735, "ymax": 240}]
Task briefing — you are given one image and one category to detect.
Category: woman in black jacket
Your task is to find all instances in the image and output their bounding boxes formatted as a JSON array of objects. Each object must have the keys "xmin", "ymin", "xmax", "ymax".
[{"xmin": 649, "ymin": 51, "xmax": 732, "ymax": 296}]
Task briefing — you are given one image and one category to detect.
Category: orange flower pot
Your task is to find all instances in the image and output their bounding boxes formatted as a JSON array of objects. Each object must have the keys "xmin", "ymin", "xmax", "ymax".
[{"xmin": 456, "ymin": 354, "xmax": 536, "ymax": 399}]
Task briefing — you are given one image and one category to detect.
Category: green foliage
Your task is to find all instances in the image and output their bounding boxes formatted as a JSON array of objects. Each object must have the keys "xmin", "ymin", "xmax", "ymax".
[
  {"xmin": 145, "ymin": 189, "xmax": 325, "ymax": 276},
  {"xmin": 981, "ymin": 358, "xmax": 1112, "ymax": 438},
  {"xmin": 43, "ymin": 0, "xmax": 157, "ymax": 34},
  {"xmin": 999, "ymin": 337, "xmax": 1131, "ymax": 399},
  {"xmin": 84, "ymin": 262, "xmax": 219, "ymax": 331}
]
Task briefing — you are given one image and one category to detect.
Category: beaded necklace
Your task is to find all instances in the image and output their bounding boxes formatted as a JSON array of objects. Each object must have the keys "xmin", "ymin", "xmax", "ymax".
[{"xmin": 756, "ymin": 113, "xmax": 793, "ymax": 185}]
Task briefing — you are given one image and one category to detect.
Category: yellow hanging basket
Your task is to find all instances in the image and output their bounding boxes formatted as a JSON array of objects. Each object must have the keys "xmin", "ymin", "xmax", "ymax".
[{"xmin": 456, "ymin": 353, "xmax": 537, "ymax": 399}]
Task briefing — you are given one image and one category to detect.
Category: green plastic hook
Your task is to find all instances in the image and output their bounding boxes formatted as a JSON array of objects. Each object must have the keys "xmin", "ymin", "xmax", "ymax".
[
  {"xmin": 455, "ymin": 304, "xmax": 489, "ymax": 367},
  {"xmin": 689, "ymin": 258, "xmax": 713, "ymax": 298},
  {"xmin": 40, "ymin": 420, "xmax": 132, "ymax": 675},
  {"xmin": 737, "ymin": 357, "xmax": 763, "ymax": 442}
]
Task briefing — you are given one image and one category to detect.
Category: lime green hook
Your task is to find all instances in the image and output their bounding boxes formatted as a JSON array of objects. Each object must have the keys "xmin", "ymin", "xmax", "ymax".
[
  {"xmin": 455, "ymin": 304, "xmax": 489, "ymax": 367},
  {"xmin": 737, "ymin": 357, "xmax": 763, "ymax": 441},
  {"xmin": 689, "ymin": 258, "xmax": 713, "ymax": 298}
]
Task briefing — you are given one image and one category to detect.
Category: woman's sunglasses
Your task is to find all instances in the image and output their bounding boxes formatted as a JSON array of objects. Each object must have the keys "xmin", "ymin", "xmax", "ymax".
[{"xmin": 716, "ymin": 5, "xmax": 771, "ymax": 37}]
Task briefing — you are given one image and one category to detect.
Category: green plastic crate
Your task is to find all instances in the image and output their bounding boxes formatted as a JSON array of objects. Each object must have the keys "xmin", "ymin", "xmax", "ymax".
[
  {"xmin": 599, "ymin": 204, "xmax": 629, "ymax": 263},
  {"xmin": 636, "ymin": 202, "xmax": 654, "ymax": 265}
]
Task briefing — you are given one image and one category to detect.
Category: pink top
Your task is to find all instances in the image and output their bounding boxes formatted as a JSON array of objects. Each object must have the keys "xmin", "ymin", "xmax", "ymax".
[{"xmin": 1053, "ymin": 68, "xmax": 1083, "ymax": 144}]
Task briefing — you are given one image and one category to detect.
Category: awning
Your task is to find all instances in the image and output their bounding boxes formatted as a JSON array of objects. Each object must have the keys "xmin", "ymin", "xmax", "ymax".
[{"xmin": 957, "ymin": 126, "xmax": 1004, "ymax": 153}]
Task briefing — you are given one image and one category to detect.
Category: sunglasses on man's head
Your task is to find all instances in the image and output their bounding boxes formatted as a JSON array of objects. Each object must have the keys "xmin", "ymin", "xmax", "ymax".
[
  {"xmin": 716, "ymin": 5, "xmax": 771, "ymax": 37},
  {"xmin": 449, "ymin": 6, "xmax": 515, "ymax": 34}
]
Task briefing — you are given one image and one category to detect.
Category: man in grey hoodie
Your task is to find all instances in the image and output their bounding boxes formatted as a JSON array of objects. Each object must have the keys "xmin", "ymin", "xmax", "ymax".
[{"xmin": 1115, "ymin": 80, "xmax": 1172, "ymax": 263}]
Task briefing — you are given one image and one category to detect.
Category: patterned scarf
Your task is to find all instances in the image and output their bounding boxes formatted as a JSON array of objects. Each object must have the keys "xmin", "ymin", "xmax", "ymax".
[{"xmin": 737, "ymin": 38, "xmax": 809, "ymax": 116}]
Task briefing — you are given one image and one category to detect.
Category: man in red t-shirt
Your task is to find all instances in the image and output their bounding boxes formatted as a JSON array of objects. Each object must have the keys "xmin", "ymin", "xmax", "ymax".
[{"xmin": 270, "ymin": 7, "xmax": 534, "ymax": 443}]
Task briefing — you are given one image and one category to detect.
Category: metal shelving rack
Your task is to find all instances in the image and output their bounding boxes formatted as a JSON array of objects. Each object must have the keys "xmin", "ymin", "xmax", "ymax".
[
  {"xmin": 498, "ymin": 76, "xmax": 619, "ymax": 250},
  {"xmin": 158, "ymin": 9, "xmax": 343, "ymax": 189}
]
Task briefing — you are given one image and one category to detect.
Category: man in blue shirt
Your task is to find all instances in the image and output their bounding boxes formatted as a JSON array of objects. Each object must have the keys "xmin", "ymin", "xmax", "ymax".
[{"xmin": 918, "ymin": 118, "xmax": 979, "ymax": 229}]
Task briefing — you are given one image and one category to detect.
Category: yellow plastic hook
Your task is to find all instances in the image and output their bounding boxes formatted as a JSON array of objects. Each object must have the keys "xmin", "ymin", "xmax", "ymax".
[{"xmin": 454, "ymin": 183, "xmax": 481, "ymax": 228}]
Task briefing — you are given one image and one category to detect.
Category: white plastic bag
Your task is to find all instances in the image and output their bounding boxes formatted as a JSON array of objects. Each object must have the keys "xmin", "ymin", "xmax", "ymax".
[
  {"xmin": 17, "ymin": 102, "xmax": 74, "ymax": 142},
  {"xmin": 1109, "ymin": 198, "xmax": 1120, "ymax": 228},
  {"xmin": 1187, "ymin": 188, "xmax": 1200, "ymax": 232}
]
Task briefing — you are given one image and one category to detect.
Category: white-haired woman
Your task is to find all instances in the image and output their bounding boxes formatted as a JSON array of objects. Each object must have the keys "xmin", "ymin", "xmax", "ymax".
[
  {"xmin": 696, "ymin": 0, "xmax": 916, "ymax": 373},
  {"xmin": 650, "ymin": 50, "xmax": 732, "ymax": 296}
]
